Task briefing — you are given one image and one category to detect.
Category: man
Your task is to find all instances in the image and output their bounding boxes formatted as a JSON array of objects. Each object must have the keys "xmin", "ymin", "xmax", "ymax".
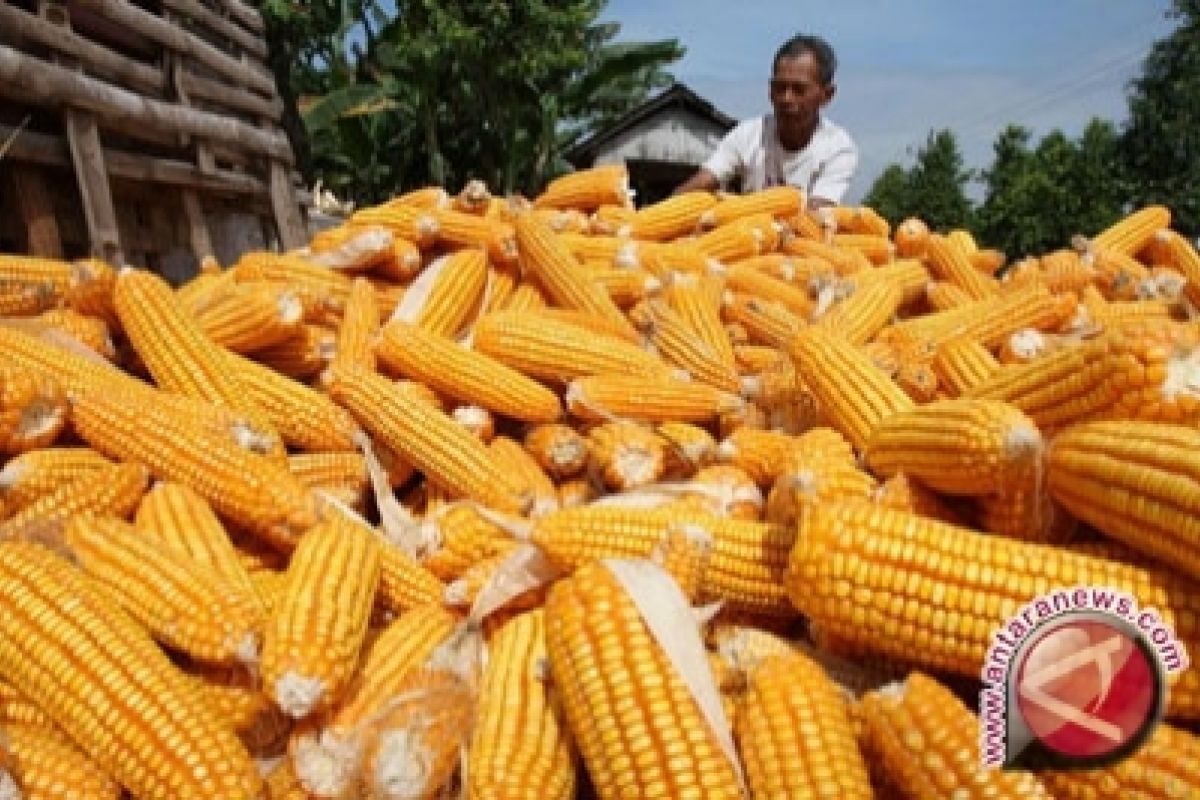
[{"xmin": 674, "ymin": 34, "xmax": 858, "ymax": 208}]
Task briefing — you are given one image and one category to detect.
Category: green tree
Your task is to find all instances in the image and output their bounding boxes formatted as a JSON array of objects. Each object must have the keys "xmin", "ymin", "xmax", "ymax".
[
  {"xmin": 864, "ymin": 130, "xmax": 974, "ymax": 230},
  {"xmin": 975, "ymin": 121, "xmax": 1126, "ymax": 260},
  {"xmin": 300, "ymin": 1, "xmax": 683, "ymax": 203},
  {"xmin": 1121, "ymin": 0, "xmax": 1200, "ymax": 236}
]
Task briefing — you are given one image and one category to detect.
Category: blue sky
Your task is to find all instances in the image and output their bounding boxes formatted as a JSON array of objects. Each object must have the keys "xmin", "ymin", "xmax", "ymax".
[{"xmin": 598, "ymin": 0, "xmax": 1177, "ymax": 203}]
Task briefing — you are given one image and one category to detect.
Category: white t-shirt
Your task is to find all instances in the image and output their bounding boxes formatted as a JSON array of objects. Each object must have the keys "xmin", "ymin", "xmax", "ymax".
[{"xmin": 702, "ymin": 114, "xmax": 858, "ymax": 203}]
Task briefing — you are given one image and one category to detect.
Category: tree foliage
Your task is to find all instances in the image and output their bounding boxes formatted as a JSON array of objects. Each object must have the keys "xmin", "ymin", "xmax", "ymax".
[
  {"xmin": 862, "ymin": 130, "xmax": 974, "ymax": 231},
  {"xmin": 1121, "ymin": 0, "xmax": 1200, "ymax": 236},
  {"xmin": 272, "ymin": 0, "xmax": 682, "ymax": 204}
]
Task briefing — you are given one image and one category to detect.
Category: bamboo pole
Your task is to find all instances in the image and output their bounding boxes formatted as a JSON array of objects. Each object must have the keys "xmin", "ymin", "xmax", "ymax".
[{"xmin": 161, "ymin": 0, "xmax": 267, "ymax": 60}]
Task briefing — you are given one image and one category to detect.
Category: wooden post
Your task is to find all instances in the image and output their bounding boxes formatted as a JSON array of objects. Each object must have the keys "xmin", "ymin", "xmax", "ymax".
[
  {"xmin": 268, "ymin": 160, "xmax": 305, "ymax": 250},
  {"xmin": 181, "ymin": 190, "xmax": 213, "ymax": 259},
  {"xmin": 10, "ymin": 165, "xmax": 64, "ymax": 258},
  {"xmin": 64, "ymin": 108, "xmax": 123, "ymax": 264}
]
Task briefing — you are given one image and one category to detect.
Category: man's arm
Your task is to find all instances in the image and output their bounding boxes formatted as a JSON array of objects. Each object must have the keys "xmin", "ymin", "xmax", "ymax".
[
  {"xmin": 672, "ymin": 167, "xmax": 721, "ymax": 195},
  {"xmin": 808, "ymin": 141, "xmax": 858, "ymax": 209}
]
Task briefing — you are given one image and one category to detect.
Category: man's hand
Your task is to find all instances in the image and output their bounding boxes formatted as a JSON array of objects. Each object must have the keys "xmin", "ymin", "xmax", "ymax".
[{"xmin": 672, "ymin": 168, "xmax": 720, "ymax": 196}]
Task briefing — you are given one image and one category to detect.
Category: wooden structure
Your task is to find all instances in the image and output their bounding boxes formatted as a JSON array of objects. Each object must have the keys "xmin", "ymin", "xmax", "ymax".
[
  {"xmin": 0, "ymin": 0, "xmax": 306, "ymax": 278},
  {"xmin": 564, "ymin": 83, "xmax": 736, "ymax": 206}
]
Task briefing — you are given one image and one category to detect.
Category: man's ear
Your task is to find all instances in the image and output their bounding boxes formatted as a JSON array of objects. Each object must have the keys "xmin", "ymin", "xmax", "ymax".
[{"xmin": 822, "ymin": 83, "xmax": 837, "ymax": 106}]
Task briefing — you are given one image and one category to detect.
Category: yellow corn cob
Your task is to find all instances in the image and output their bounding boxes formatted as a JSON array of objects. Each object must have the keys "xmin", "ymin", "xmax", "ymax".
[
  {"xmin": 1038, "ymin": 721, "xmax": 1200, "ymax": 799},
  {"xmin": 3, "ymin": 721, "xmax": 122, "ymax": 800},
  {"xmin": 262, "ymin": 514, "xmax": 381, "ymax": 718},
  {"xmin": 376, "ymin": 320, "xmax": 562, "ymax": 423},
  {"xmin": 641, "ymin": 298, "xmax": 747, "ymax": 392},
  {"xmin": 1013, "ymin": 249, "xmax": 1094, "ymax": 293},
  {"xmin": 348, "ymin": 203, "xmax": 440, "ymax": 250},
  {"xmin": 467, "ymin": 608, "xmax": 577, "ymax": 800},
  {"xmin": 308, "ymin": 223, "xmax": 396, "ymax": 271},
  {"xmin": 484, "ymin": 264, "xmax": 520, "ymax": 313},
  {"xmin": 421, "ymin": 503, "xmax": 518, "ymax": 581},
  {"xmin": 787, "ymin": 501, "xmax": 1200, "ymax": 717},
  {"xmin": 473, "ymin": 311, "xmax": 672, "ymax": 384},
  {"xmin": 192, "ymin": 282, "xmax": 304, "ymax": 353},
  {"xmin": 832, "ymin": 232, "xmax": 894, "ymax": 265},
  {"xmin": 587, "ymin": 267, "xmax": 661, "ymax": 308},
  {"xmin": 1149, "ymin": 229, "xmax": 1200, "ymax": 309},
  {"xmin": 328, "ymin": 276, "xmax": 380, "ymax": 378},
  {"xmin": 0, "ymin": 678, "xmax": 56, "ymax": 729},
  {"xmin": 925, "ymin": 233, "xmax": 999, "ymax": 299},
  {"xmin": 784, "ymin": 237, "xmax": 861, "ymax": 274},
  {"xmin": 33, "ymin": 308, "xmax": 115, "ymax": 359},
  {"xmin": 789, "ymin": 327, "xmax": 914, "ymax": 452},
  {"xmin": 184, "ymin": 662, "xmax": 281, "ymax": 740},
  {"xmin": 452, "ymin": 404, "xmax": 495, "ymax": 443},
  {"xmin": 412, "ymin": 248, "xmax": 491, "ymax": 337},
  {"xmin": 66, "ymin": 515, "xmax": 265, "ymax": 664},
  {"xmin": 530, "ymin": 505, "xmax": 794, "ymax": 617},
  {"xmin": 662, "ymin": 273, "xmax": 738, "ymax": 367},
  {"xmin": 871, "ymin": 471, "xmax": 967, "ymax": 525},
  {"xmin": 0, "ymin": 540, "xmax": 262, "ymax": 798},
  {"xmin": 545, "ymin": 558, "xmax": 744, "ymax": 799},
  {"xmin": 234, "ymin": 251, "xmax": 354, "ymax": 316},
  {"xmin": 290, "ymin": 605, "xmax": 460, "ymax": 797},
  {"xmin": 515, "ymin": 215, "xmax": 637, "ymax": 338},
  {"xmin": 0, "ymin": 368, "xmax": 67, "ymax": 454},
  {"xmin": 700, "ymin": 186, "xmax": 804, "ymax": 229},
  {"xmin": 932, "ymin": 335, "xmax": 1003, "ymax": 396},
  {"xmin": 721, "ymin": 293, "xmax": 806, "ymax": 348},
  {"xmin": 999, "ymin": 327, "xmax": 1054, "ymax": 365},
  {"xmin": 374, "ymin": 237, "xmax": 423, "ymax": 282},
  {"xmin": 68, "ymin": 384, "xmax": 320, "ymax": 547},
  {"xmin": 557, "ymin": 232, "xmax": 625, "ymax": 265},
  {"xmin": 736, "ymin": 651, "xmax": 873, "ymax": 799},
  {"xmin": 328, "ymin": 367, "xmax": 531, "ymax": 514},
  {"xmin": 687, "ymin": 464, "xmax": 764, "ymax": 521},
  {"xmin": 531, "ymin": 207, "xmax": 590, "ymax": 233},
  {"xmin": 657, "ymin": 421, "xmax": 717, "ymax": 479},
  {"xmin": 489, "ymin": 435, "xmax": 559, "ymax": 517},
  {"xmin": 814, "ymin": 280, "xmax": 903, "ymax": 345},
  {"xmin": 733, "ymin": 344, "xmax": 789, "ymax": 374},
  {"xmin": 861, "ymin": 673, "xmax": 1054, "ymax": 799},
  {"xmin": 0, "ymin": 255, "xmax": 73, "ymax": 315},
  {"xmin": 523, "ymin": 307, "xmax": 643, "ymax": 345},
  {"xmin": 377, "ymin": 542, "xmax": 449, "ymax": 614},
  {"xmin": 765, "ymin": 450, "xmax": 877, "ymax": 528},
  {"xmin": 0, "ymin": 448, "xmax": 111, "ymax": 516},
  {"xmin": 176, "ymin": 266, "xmax": 235, "ymax": 312},
  {"xmin": 134, "ymin": 481, "xmax": 264, "ymax": 612},
  {"xmin": 722, "ymin": 261, "xmax": 816, "ymax": 319},
  {"xmin": 970, "ymin": 247, "xmax": 1006, "ymax": 275},
  {"xmin": 586, "ymin": 421, "xmax": 666, "ymax": 491},
  {"xmin": 226, "ymin": 349, "xmax": 361, "ymax": 453},
  {"xmin": 841, "ymin": 258, "xmax": 931, "ymax": 305},
  {"xmin": 0, "ymin": 461, "xmax": 148, "ymax": 543},
  {"xmin": 567, "ymin": 373, "xmax": 744, "ymax": 424},
  {"xmin": 715, "ymin": 428, "xmax": 802, "ymax": 487},
  {"xmin": 391, "ymin": 186, "xmax": 451, "ymax": 211},
  {"xmin": 524, "ymin": 423, "xmax": 589, "ymax": 479},
  {"xmin": 624, "ymin": 191, "xmax": 716, "ymax": 240},
  {"xmin": 893, "ymin": 281, "xmax": 1075, "ymax": 351},
  {"xmin": 556, "ymin": 478, "xmax": 595, "ymax": 508},
  {"xmin": 865, "ymin": 398, "xmax": 1043, "ymax": 496},
  {"xmin": 248, "ymin": 323, "xmax": 337, "ymax": 380},
  {"xmin": 1047, "ymin": 421, "xmax": 1200, "ymax": 577},
  {"xmin": 622, "ymin": 240, "xmax": 711, "ymax": 276},
  {"xmin": 533, "ymin": 163, "xmax": 630, "ymax": 210},
  {"xmin": 924, "ymin": 280, "xmax": 973, "ymax": 311},
  {"xmin": 1085, "ymin": 245, "xmax": 1152, "ymax": 300},
  {"xmin": 967, "ymin": 320, "xmax": 1200, "ymax": 429},
  {"xmin": 1086, "ymin": 204, "xmax": 1171, "ymax": 256},
  {"xmin": 590, "ymin": 203, "xmax": 638, "ymax": 234},
  {"xmin": 892, "ymin": 217, "xmax": 930, "ymax": 258},
  {"xmin": 1085, "ymin": 293, "xmax": 1174, "ymax": 329},
  {"xmin": 693, "ymin": 212, "xmax": 781, "ymax": 261},
  {"xmin": 500, "ymin": 281, "xmax": 548, "ymax": 312},
  {"xmin": 976, "ymin": 480, "xmax": 1075, "ymax": 544}
]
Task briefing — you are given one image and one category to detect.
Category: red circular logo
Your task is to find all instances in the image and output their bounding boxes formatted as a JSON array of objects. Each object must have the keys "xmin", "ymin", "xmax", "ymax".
[{"xmin": 1014, "ymin": 616, "xmax": 1161, "ymax": 764}]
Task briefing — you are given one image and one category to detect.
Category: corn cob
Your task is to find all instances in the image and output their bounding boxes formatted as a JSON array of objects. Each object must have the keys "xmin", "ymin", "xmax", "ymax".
[
  {"xmin": 0, "ymin": 255, "xmax": 74, "ymax": 315},
  {"xmin": 376, "ymin": 540, "xmax": 449, "ymax": 614},
  {"xmin": 925, "ymin": 233, "xmax": 999, "ymax": 299},
  {"xmin": 348, "ymin": 204, "xmax": 440, "ymax": 250},
  {"xmin": 787, "ymin": 501, "xmax": 1200, "ymax": 717},
  {"xmin": 1047, "ymin": 420, "xmax": 1200, "ymax": 578},
  {"xmin": 892, "ymin": 217, "xmax": 930, "ymax": 258},
  {"xmin": 721, "ymin": 294, "xmax": 806, "ymax": 348},
  {"xmin": 814, "ymin": 280, "xmax": 903, "ymax": 345},
  {"xmin": 533, "ymin": 164, "xmax": 630, "ymax": 211},
  {"xmin": 544, "ymin": 559, "xmax": 745, "ymax": 799},
  {"xmin": 721, "ymin": 261, "xmax": 816, "ymax": 319},
  {"xmin": 0, "ymin": 540, "xmax": 262, "ymax": 799},
  {"xmin": 532, "ymin": 207, "xmax": 590, "ymax": 234},
  {"xmin": 657, "ymin": 421, "xmax": 717, "ymax": 478},
  {"xmin": 66, "ymin": 515, "xmax": 265, "ymax": 664},
  {"xmin": 842, "ymin": 258, "xmax": 930, "ymax": 305},
  {"xmin": 3, "ymin": 722, "xmax": 122, "ymax": 800},
  {"xmin": 591, "ymin": 204, "xmax": 637, "ymax": 233},
  {"xmin": 500, "ymin": 282, "xmax": 548, "ymax": 312},
  {"xmin": 871, "ymin": 471, "xmax": 967, "ymax": 525},
  {"xmin": 924, "ymin": 280, "xmax": 973, "ymax": 311},
  {"xmin": 966, "ymin": 320, "xmax": 1200, "ymax": 429},
  {"xmin": 192, "ymin": 282, "xmax": 304, "ymax": 353},
  {"xmin": 473, "ymin": 311, "xmax": 672, "ymax": 383},
  {"xmin": 586, "ymin": 421, "xmax": 666, "ymax": 491},
  {"xmin": 1148, "ymin": 229, "xmax": 1200, "ymax": 309},
  {"xmin": 515, "ymin": 215, "xmax": 637, "ymax": 338},
  {"xmin": 262, "ymin": 514, "xmax": 381, "ymax": 718},
  {"xmin": 421, "ymin": 503, "xmax": 519, "ymax": 581},
  {"xmin": 693, "ymin": 213, "xmax": 780, "ymax": 261},
  {"xmin": 524, "ymin": 423, "xmax": 589, "ymax": 479},
  {"xmin": 328, "ymin": 367, "xmax": 531, "ymax": 513},
  {"xmin": 391, "ymin": 186, "xmax": 451, "ymax": 211},
  {"xmin": 566, "ymin": 372, "xmax": 743, "ymax": 423},
  {"xmin": 587, "ymin": 267, "xmax": 661, "ymax": 308},
  {"xmin": 489, "ymin": 435, "xmax": 559, "ymax": 517},
  {"xmin": 1085, "ymin": 204, "xmax": 1171, "ymax": 256},
  {"xmin": 32, "ymin": 308, "xmax": 115, "ymax": 359},
  {"xmin": 715, "ymin": 428, "xmax": 803, "ymax": 488},
  {"xmin": 376, "ymin": 320, "xmax": 562, "ymax": 423},
  {"xmin": 765, "ymin": 451, "xmax": 877, "ymax": 528},
  {"xmin": 525, "ymin": 308, "xmax": 643, "ymax": 346},
  {"xmin": 865, "ymin": 398, "xmax": 1043, "ymax": 496},
  {"xmin": 243, "ymin": 323, "xmax": 336, "ymax": 380},
  {"xmin": 789, "ymin": 327, "xmax": 914, "ymax": 452},
  {"xmin": 467, "ymin": 608, "xmax": 576, "ymax": 799},
  {"xmin": 410, "ymin": 248, "xmax": 491, "ymax": 337},
  {"xmin": 623, "ymin": 191, "xmax": 715, "ymax": 240},
  {"xmin": 558, "ymin": 232, "xmax": 625, "ymax": 265},
  {"xmin": 0, "ymin": 368, "xmax": 67, "ymax": 454},
  {"xmin": 932, "ymin": 336, "xmax": 1003, "ymax": 395},
  {"xmin": 832, "ymin": 232, "xmax": 894, "ymax": 265},
  {"xmin": 68, "ymin": 384, "xmax": 320, "ymax": 547},
  {"xmin": 861, "ymin": 673, "xmax": 1054, "ymax": 798},
  {"xmin": 0, "ymin": 461, "xmax": 148, "ymax": 543},
  {"xmin": 689, "ymin": 464, "xmax": 763, "ymax": 520},
  {"xmin": 976, "ymin": 480, "xmax": 1075, "ymax": 544},
  {"xmin": 134, "ymin": 481, "xmax": 264, "ymax": 612},
  {"xmin": 1085, "ymin": 245, "xmax": 1152, "ymax": 300},
  {"xmin": 0, "ymin": 449, "xmax": 110, "ymax": 518},
  {"xmin": 735, "ymin": 650, "xmax": 873, "ymax": 799},
  {"xmin": 327, "ymin": 276, "xmax": 380, "ymax": 379},
  {"xmin": 308, "ymin": 224, "xmax": 396, "ymax": 272},
  {"xmin": 1037, "ymin": 721, "xmax": 1200, "ymax": 799}
]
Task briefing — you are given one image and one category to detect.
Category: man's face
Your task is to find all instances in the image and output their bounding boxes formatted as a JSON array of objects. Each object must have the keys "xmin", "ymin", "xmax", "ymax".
[{"xmin": 769, "ymin": 52, "xmax": 834, "ymax": 135}]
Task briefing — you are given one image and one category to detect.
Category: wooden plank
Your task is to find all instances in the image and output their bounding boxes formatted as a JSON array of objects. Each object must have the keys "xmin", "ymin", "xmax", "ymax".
[
  {"xmin": 0, "ymin": 45, "xmax": 293, "ymax": 162},
  {"xmin": 213, "ymin": 0, "xmax": 263, "ymax": 34},
  {"xmin": 268, "ymin": 160, "xmax": 305, "ymax": 250},
  {"xmin": 161, "ymin": 0, "xmax": 266, "ymax": 60},
  {"xmin": 179, "ymin": 68, "xmax": 283, "ymax": 122},
  {"xmin": 181, "ymin": 189, "xmax": 214, "ymax": 258},
  {"xmin": 0, "ymin": 3, "xmax": 165, "ymax": 96},
  {"xmin": 64, "ymin": 109, "xmax": 123, "ymax": 264},
  {"xmin": 0, "ymin": 123, "xmax": 269, "ymax": 196},
  {"xmin": 72, "ymin": 0, "xmax": 275, "ymax": 95},
  {"xmin": 10, "ymin": 164, "xmax": 64, "ymax": 258}
]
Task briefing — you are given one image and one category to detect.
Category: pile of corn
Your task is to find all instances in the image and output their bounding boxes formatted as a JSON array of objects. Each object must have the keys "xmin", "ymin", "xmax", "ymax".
[{"xmin": 0, "ymin": 163, "xmax": 1198, "ymax": 799}]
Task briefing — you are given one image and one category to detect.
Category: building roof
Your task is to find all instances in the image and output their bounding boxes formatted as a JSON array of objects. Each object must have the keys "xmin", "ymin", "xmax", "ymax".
[{"xmin": 564, "ymin": 82, "xmax": 737, "ymax": 166}]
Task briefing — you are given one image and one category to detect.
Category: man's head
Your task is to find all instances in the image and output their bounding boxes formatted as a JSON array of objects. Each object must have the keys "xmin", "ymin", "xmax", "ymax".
[{"xmin": 769, "ymin": 34, "xmax": 838, "ymax": 150}]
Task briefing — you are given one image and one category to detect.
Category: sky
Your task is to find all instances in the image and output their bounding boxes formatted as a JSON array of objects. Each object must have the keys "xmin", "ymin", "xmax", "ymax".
[{"xmin": 597, "ymin": 0, "xmax": 1178, "ymax": 203}]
